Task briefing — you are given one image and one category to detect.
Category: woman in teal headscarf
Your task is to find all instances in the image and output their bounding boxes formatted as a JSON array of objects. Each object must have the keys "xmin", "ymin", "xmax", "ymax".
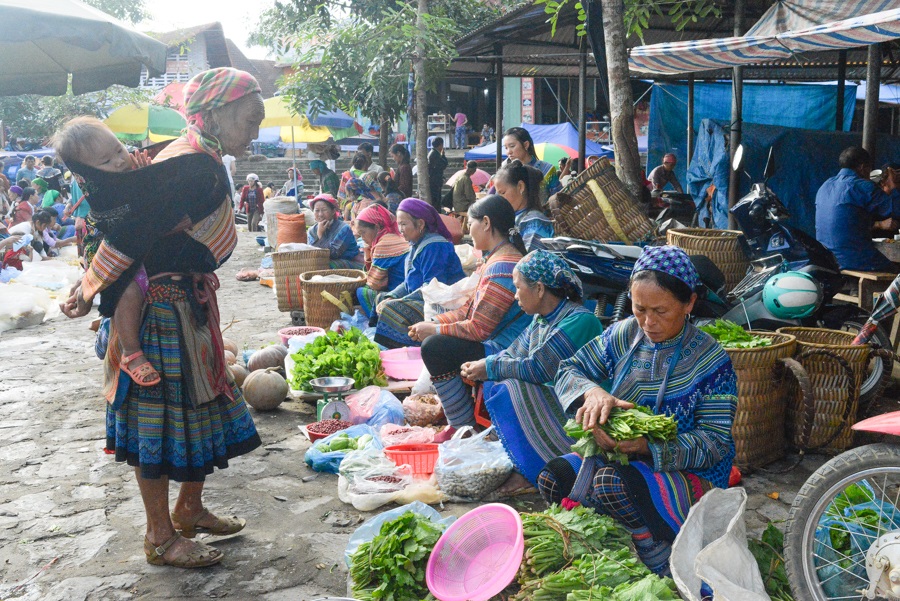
[{"xmin": 310, "ymin": 160, "xmax": 339, "ymax": 196}]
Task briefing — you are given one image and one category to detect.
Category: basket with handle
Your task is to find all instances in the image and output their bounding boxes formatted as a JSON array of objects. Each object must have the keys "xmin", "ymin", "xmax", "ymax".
[
  {"xmin": 272, "ymin": 248, "xmax": 330, "ymax": 312},
  {"xmin": 300, "ymin": 269, "xmax": 367, "ymax": 328},
  {"xmin": 666, "ymin": 228, "xmax": 749, "ymax": 293},
  {"xmin": 723, "ymin": 332, "xmax": 796, "ymax": 470},
  {"xmin": 776, "ymin": 327, "xmax": 871, "ymax": 452},
  {"xmin": 550, "ymin": 156, "xmax": 653, "ymax": 244}
]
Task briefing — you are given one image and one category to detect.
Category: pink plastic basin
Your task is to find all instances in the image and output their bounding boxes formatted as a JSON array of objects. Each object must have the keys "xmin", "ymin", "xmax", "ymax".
[{"xmin": 379, "ymin": 347, "xmax": 424, "ymax": 381}]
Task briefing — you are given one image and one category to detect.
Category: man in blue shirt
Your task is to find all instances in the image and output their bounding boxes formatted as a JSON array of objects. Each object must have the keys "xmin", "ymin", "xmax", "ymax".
[{"xmin": 816, "ymin": 146, "xmax": 900, "ymax": 272}]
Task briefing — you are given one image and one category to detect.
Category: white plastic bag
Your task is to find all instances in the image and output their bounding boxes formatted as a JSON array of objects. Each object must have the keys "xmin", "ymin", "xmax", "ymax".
[
  {"xmin": 380, "ymin": 423, "xmax": 436, "ymax": 445},
  {"xmin": 338, "ymin": 444, "xmax": 413, "ymax": 511},
  {"xmin": 455, "ymin": 244, "xmax": 479, "ymax": 275},
  {"xmin": 422, "ymin": 271, "xmax": 480, "ymax": 321},
  {"xmin": 670, "ymin": 487, "xmax": 769, "ymax": 601},
  {"xmin": 401, "ymin": 393, "xmax": 444, "ymax": 427},
  {"xmin": 410, "ymin": 366, "xmax": 435, "ymax": 396},
  {"xmin": 434, "ymin": 426, "xmax": 513, "ymax": 501}
]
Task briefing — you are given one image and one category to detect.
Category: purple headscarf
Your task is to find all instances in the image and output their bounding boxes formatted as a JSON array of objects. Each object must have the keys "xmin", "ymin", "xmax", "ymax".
[
  {"xmin": 397, "ymin": 197, "xmax": 453, "ymax": 242},
  {"xmin": 9, "ymin": 185, "xmax": 23, "ymax": 196}
]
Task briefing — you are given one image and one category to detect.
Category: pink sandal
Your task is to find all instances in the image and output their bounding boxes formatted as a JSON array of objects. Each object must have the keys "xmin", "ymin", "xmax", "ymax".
[{"xmin": 121, "ymin": 351, "xmax": 161, "ymax": 387}]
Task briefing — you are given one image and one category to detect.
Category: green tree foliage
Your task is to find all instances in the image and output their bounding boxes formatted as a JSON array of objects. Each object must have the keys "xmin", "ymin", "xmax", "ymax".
[
  {"xmin": 538, "ymin": 0, "xmax": 721, "ymax": 40},
  {"xmin": 83, "ymin": 0, "xmax": 149, "ymax": 24}
]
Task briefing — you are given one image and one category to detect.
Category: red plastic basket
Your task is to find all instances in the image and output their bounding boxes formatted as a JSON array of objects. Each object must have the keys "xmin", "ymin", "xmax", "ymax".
[
  {"xmin": 278, "ymin": 326, "xmax": 325, "ymax": 346},
  {"xmin": 383, "ymin": 444, "xmax": 440, "ymax": 475}
]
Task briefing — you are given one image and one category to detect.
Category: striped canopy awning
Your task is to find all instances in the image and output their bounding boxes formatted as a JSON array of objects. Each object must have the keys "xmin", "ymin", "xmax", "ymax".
[{"xmin": 629, "ymin": 6, "xmax": 900, "ymax": 75}]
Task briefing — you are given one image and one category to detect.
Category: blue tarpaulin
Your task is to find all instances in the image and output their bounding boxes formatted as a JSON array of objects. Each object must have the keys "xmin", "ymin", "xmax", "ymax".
[
  {"xmin": 687, "ymin": 119, "xmax": 900, "ymax": 234},
  {"xmin": 649, "ymin": 82, "xmax": 857, "ymax": 190},
  {"xmin": 464, "ymin": 122, "xmax": 612, "ymax": 161}
]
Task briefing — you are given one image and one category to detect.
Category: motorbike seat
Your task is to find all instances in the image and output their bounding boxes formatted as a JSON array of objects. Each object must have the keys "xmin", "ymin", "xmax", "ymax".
[{"xmin": 690, "ymin": 255, "xmax": 727, "ymax": 297}]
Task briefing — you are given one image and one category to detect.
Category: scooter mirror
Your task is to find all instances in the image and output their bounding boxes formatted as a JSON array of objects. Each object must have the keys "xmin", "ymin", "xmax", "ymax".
[
  {"xmin": 732, "ymin": 144, "xmax": 745, "ymax": 172},
  {"xmin": 763, "ymin": 147, "xmax": 776, "ymax": 180}
]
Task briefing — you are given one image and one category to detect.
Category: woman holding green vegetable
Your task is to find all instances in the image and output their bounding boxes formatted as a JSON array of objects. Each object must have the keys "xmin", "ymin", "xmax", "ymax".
[{"xmin": 537, "ymin": 245, "xmax": 737, "ymax": 576}]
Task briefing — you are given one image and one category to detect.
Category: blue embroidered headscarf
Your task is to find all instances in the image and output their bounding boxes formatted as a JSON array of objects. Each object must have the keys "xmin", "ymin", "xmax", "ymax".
[
  {"xmin": 515, "ymin": 249, "xmax": 583, "ymax": 301},
  {"xmin": 631, "ymin": 245, "xmax": 700, "ymax": 291}
]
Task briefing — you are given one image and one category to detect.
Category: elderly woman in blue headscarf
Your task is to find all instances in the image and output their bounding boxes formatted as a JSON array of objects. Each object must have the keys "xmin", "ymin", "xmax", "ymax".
[
  {"xmin": 458, "ymin": 250, "xmax": 602, "ymax": 494},
  {"xmin": 535, "ymin": 245, "xmax": 737, "ymax": 576}
]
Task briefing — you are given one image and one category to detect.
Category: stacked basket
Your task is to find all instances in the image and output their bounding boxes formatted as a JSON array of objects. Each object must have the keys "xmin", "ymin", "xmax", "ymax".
[
  {"xmin": 301, "ymin": 269, "xmax": 367, "ymax": 328},
  {"xmin": 724, "ymin": 331, "xmax": 796, "ymax": 469},
  {"xmin": 551, "ymin": 157, "xmax": 653, "ymax": 244},
  {"xmin": 272, "ymin": 248, "xmax": 330, "ymax": 312},
  {"xmin": 777, "ymin": 327, "xmax": 870, "ymax": 452},
  {"xmin": 666, "ymin": 228, "xmax": 749, "ymax": 293}
]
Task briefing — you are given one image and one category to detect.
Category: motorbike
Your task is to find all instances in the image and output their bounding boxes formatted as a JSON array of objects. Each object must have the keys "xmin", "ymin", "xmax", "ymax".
[{"xmin": 783, "ymin": 280, "xmax": 900, "ymax": 600}]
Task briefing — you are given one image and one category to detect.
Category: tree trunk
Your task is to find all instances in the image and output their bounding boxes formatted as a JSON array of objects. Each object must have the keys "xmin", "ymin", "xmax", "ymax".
[
  {"xmin": 379, "ymin": 114, "xmax": 389, "ymax": 170},
  {"xmin": 414, "ymin": 0, "xmax": 430, "ymax": 202},
  {"xmin": 600, "ymin": 0, "xmax": 642, "ymax": 198}
]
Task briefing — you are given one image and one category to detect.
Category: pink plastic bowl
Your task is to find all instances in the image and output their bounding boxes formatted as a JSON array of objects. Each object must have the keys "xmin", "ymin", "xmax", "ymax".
[
  {"xmin": 278, "ymin": 326, "xmax": 325, "ymax": 346},
  {"xmin": 426, "ymin": 504, "xmax": 524, "ymax": 601},
  {"xmin": 379, "ymin": 347, "xmax": 424, "ymax": 381}
]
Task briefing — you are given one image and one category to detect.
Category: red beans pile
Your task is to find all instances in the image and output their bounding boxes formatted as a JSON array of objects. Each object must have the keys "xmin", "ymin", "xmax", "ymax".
[
  {"xmin": 308, "ymin": 419, "xmax": 352, "ymax": 435},
  {"xmin": 366, "ymin": 475, "xmax": 402, "ymax": 484}
]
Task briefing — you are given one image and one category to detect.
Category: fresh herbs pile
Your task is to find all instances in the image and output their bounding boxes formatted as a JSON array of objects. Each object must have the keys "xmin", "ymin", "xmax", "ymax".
[
  {"xmin": 289, "ymin": 328, "xmax": 386, "ymax": 391},
  {"xmin": 564, "ymin": 407, "xmax": 677, "ymax": 464},
  {"xmin": 520, "ymin": 505, "xmax": 631, "ymax": 580},
  {"xmin": 747, "ymin": 523, "xmax": 794, "ymax": 601},
  {"xmin": 700, "ymin": 319, "xmax": 773, "ymax": 349},
  {"xmin": 349, "ymin": 511, "xmax": 445, "ymax": 601}
]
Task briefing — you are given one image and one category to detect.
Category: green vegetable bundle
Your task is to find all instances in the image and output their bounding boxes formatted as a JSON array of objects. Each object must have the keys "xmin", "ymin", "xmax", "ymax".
[
  {"xmin": 565, "ymin": 574, "xmax": 679, "ymax": 601},
  {"xmin": 349, "ymin": 511, "xmax": 445, "ymax": 601},
  {"xmin": 315, "ymin": 432, "xmax": 373, "ymax": 453},
  {"xmin": 699, "ymin": 319, "xmax": 773, "ymax": 349},
  {"xmin": 747, "ymin": 523, "xmax": 794, "ymax": 601},
  {"xmin": 289, "ymin": 328, "xmax": 387, "ymax": 391},
  {"xmin": 520, "ymin": 504, "xmax": 631, "ymax": 581},
  {"xmin": 564, "ymin": 406, "xmax": 677, "ymax": 464}
]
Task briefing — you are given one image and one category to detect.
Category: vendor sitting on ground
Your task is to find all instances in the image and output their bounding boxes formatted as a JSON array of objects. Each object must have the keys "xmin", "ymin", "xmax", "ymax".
[
  {"xmin": 537, "ymin": 245, "xmax": 737, "ymax": 576},
  {"xmin": 647, "ymin": 153, "xmax": 683, "ymax": 193},
  {"xmin": 355, "ymin": 204, "xmax": 409, "ymax": 315},
  {"xmin": 411, "ymin": 195, "xmax": 532, "ymax": 441},
  {"xmin": 373, "ymin": 198, "xmax": 466, "ymax": 348},
  {"xmin": 816, "ymin": 146, "xmax": 900, "ymax": 272},
  {"xmin": 459, "ymin": 250, "xmax": 602, "ymax": 494},
  {"xmin": 306, "ymin": 193, "xmax": 364, "ymax": 269}
]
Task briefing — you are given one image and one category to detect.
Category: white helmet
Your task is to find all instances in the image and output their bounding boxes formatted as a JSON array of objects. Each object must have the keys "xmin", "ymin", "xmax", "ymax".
[{"xmin": 246, "ymin": 173, "xmax": 259, "ymax": 183}]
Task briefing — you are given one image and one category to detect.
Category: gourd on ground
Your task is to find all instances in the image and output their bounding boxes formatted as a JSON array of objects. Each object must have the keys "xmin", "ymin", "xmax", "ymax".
[{"xmin": 243, "ymin": 367, "xmax": 288, "ymax": 411}]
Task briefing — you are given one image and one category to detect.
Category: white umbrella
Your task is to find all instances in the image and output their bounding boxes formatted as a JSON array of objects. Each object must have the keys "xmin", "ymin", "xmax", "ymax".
[{"xmin": 0, "ymin": 0, "xmax": 166, "ymax": 96}]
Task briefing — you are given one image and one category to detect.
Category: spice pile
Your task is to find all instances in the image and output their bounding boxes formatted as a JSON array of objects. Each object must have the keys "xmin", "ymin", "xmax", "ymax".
[
  {"xmin": 564, "ymin": 407, "xmax": 678, "ymax": 464},
  {"xmin": 288, "ymin": 328, "xmax": 386, "ymax": 391}
]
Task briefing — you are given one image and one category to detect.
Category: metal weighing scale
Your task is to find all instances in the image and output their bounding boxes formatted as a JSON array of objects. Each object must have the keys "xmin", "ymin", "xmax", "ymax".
[{"xmin": 308, "ymin": 377, "xmax": 355, "ymax": 421}]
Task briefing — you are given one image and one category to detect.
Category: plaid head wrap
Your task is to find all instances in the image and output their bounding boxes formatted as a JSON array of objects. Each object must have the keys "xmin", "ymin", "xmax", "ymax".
[
  {"xmin": 515, "ymin": 249, "xmax": 584, "ymax": 300},
  {"xmin": 182, "ymin": 67, "xmax": 261, "ymax": 158},
  {"xmin": 632, "ymin": 245, "xmax": 700, "ymax": 291},
  {"xmin": 357, "ymin": 204, "xmax": 400, "ymax": 246}
]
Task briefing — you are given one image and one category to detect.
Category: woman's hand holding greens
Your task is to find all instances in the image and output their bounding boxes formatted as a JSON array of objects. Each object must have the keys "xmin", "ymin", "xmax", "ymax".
[{"xmin": 576, "ymin": 386, "xmax": 635, "ymax": 430}]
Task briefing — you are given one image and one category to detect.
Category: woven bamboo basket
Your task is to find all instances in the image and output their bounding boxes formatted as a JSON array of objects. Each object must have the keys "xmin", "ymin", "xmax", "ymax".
[
  {"xmin": 666, "ymin": 228, "xmax": 749, "ymax": 293},
  {"xmin": 272, "ymin": 248, "xmax": 330, "ymax": 312},
  {"xmin": 776, "ymin": 327, "xmax": 870, "ymax": 452},
  {"xmin": 301, "ymin": 269, "xmax": 367, "ymax": 328},
  {"xmin": 551, "ymin": 157, "xmax": 653, "ymax": 243}
]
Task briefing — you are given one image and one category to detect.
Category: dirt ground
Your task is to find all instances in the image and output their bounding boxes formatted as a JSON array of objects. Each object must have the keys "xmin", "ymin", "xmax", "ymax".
[{"xmin": 0, "ymin": 229, "xmax": 834, "ymax": 600}]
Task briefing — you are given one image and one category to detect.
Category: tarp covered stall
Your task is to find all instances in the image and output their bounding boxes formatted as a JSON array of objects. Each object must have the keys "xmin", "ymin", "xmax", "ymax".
[
  {"xmin": 464, "ymin": 122, "xmax": 612, "ymax": 161},
  {"xmin": 650, "ymin": 82, "xmax": 857, "ymax": 189},
  {"xmin": 687, "ymin": 118, "xmax": 900, "ymax": 232}
]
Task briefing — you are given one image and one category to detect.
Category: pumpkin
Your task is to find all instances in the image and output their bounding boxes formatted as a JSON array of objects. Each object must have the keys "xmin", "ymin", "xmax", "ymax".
[
  {"xmin": 224, "ymin": 350, "xmax": 236, "ymax": 365},
  {"xmin": 248, "ymin": 344, "xmax": 288, "ymax": 372},
  {"xmin": 242, "ymin": 367, "xmax": 288, "ymax": 411},
  {"xmin": 223, "ymin": 337, "xmax": 239, "ymax": 356},
  {"xmin": 229, "ymin": 364, "xmax": 249, "ymax": 387}
]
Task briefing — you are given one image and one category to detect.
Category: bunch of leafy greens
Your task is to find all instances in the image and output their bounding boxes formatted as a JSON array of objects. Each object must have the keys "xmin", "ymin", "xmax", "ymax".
[
  {"xmin": 349, "ymin": 511, "xmax": 445, "ymax": 601},
  {"xmin": 566, "ymin": 574, "xmax": 679, "ymax": 600},
  {"xmin": 564, "ymin": 406, "xmax": 677, "ymax": 464},
  {"xmin": 699, "ymin": 320, "xmax": 773, "ymax": 349},
  {"xmin": 747, "ymin": 523, "xmax": 794, "ymax": 601},
  {"xmin": 823, "ymin": 482, "xmax": 900, "ymax": 570},
  {"xmin": 519, "ymin": 504, "xmax": 632, "ymax": 581},
  {"xmin": 289, "ymin": 328, "xmax": 386, "ymax": 391}
]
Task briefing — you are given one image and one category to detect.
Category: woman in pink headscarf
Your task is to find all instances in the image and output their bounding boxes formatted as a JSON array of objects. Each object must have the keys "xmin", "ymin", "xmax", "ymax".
[{"xmin": 355, "ymin": 203, "xmax": 409, "ymax": 316}]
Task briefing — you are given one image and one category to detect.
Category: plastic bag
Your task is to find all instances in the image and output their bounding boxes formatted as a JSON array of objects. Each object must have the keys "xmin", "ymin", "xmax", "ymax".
[
  {"xmin": 346, "ymin": 386, "xmax": 405, "ymax": 428},
  {"xmin": 303, "ymin": 424, "xmax": 382, "ymax": 474},
  {"xmin": 338, "ymin": 444, "xmax": 413, "ymax": 511},
  {"xmin": 287, "ymin": 331, "xmax": 325, "ymax": 353},
  {"xmin": 422, "ymin": 271, "xmax": 480, "ymax": 321},
  {"xmin": 410, "ymin": 366, "xmax": 435, "ymax": 396},
  {"xmin": 330, "ymin": 309, "xmax": 369, "ymax": 333},
  {"xmin": 380, "ymin": 423, "xmax": 436, "ymax": 446},
  {"xmin": 402, "ymin": 393, "xmax": 444, "ymax": 427},
  {"xmin": 455, "ymin": 244, "xmax": 479, "ymax": 275},
  {"xmin": 434, "ymin": 426, "xmax": 513, "ymax": 501},
  {"xmin": 670, "ymin": 487, "xmax": 769, "ymax": 601},
  {"xmin": 343, "ymin": 501, "xmax": 456, "ymax": 567}
]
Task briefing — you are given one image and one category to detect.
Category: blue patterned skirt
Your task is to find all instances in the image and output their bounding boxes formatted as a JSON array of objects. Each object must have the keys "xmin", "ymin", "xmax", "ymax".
[{"xmin": 373, "ymin": 290, "xmax": 424, "ymax": 349}]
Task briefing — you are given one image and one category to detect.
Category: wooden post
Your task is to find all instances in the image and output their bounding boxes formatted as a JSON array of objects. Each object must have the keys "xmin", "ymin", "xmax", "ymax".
[
  {"xmin": 727, "ymin": 0, "xmax": 745, "ymax": 229},
  {"xmin": 687, "ymin": 74, "xmax": 695, "ymax": 165},
  {"xmin": 495, "ymin": 43, "xmax": 504, "ymax": 172},
  {"xmin": 578, "ymin": 42, "xmax": 587, "ymax": 168},
  {"xmin": 863, "ymin": 43, "xmax": 882, "ymax": 156},
  {"xmin": 836, "ymin": 50, "xmax": 847, "ymax": 131}
]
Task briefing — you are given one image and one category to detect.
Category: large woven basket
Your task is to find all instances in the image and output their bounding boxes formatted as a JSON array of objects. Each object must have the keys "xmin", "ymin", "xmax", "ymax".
[
  {"xmin": 666, "ymin": 228, "xmax": 749, "ymax": 293},
  {"xmin": 551, "ymin": 157, "xmax": 653, "ymax": 243},
  {"xmin": 724, "ymin": 332, "xmax": 796, "ymax": 470},
  {"xmin": 777, "ymin": 327, "xmax": 870, "ymax": 452},
  {"xmin": 272, "ymin": 248, "xmax": 330, "ymax": 312},
  {"xmin": 301, "ymin": 269, "xmax": 367, "ymax": 328}
]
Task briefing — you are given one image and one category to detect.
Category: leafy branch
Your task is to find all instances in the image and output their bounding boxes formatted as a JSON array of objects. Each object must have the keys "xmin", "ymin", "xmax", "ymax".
[{"xmin": 536, "ymin": 0, "xmax": 720, "ymax": 40}]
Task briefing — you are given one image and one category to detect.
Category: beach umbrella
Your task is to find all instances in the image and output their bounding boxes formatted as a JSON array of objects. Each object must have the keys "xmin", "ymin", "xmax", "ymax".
[
  {"xmin": 0, "ymin": 0, "xmax": 166, "ymax": 96},
  {"xmin": 104, "ymin": 103, "xmax": 186, "ymax": 143},
  {"xmin": 153, "ymin": 81, "xmax": 186, "ymax": 112},
  {"xmin": 445, "ymin": 168, "xmax": 492, "ymax": 188},
  {"xmin": 533, "ymin": 143, "xmax": 578, "ymax": 165}
]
